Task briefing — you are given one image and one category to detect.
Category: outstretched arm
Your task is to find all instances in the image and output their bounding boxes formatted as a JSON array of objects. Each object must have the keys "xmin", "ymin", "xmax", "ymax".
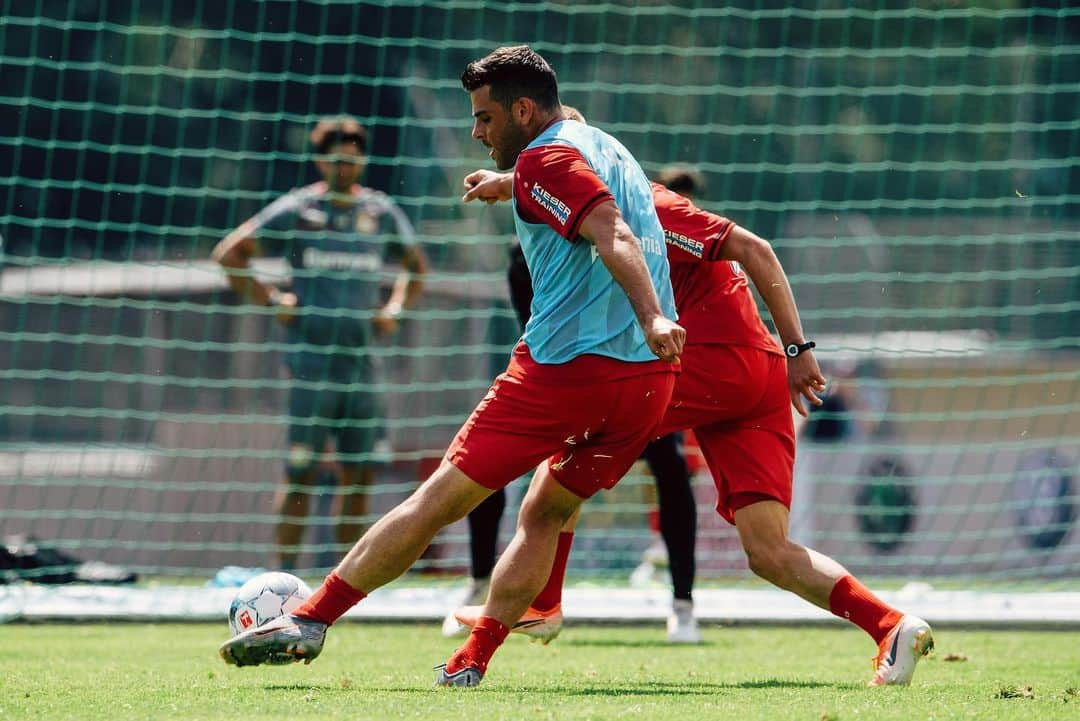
[{"xmin": 719, "ymin": 226, "xmax": 826, "ymax": 416}]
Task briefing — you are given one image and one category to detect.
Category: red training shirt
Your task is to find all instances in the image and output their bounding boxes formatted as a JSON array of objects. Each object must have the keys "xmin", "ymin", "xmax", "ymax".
[{"xmin": 652, "ymin": 182, "xmax": 782, "ymax": 356}]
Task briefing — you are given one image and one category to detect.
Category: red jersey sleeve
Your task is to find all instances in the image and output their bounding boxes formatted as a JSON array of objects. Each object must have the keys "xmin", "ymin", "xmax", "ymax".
[
  {"xmin": 514, "ymin": 144, "xmax": 614, "ymax": 241},
  {"xmin": 651, "ymin": 183, "xmax": 734, "ymax": 263}
]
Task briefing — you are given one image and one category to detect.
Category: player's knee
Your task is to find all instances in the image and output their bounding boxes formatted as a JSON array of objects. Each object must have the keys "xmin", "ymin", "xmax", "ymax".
[
  {"xmin": 339, "ymin": 463, "xmax": 374, "ymax": 487},
  {"xmin": 743, "ymin": 538, "xmax": 785, "ymax": 581},
  {"xmin": 277, "ymin": 494, "xmax": 306, "ymax": 516},
  {"xmin": 744, "ymin": 535, "xmax": 804, "ymax": 583},
  {"xmin": 520, "ymin": 494, "xmax": 577, "ymax": 531}
]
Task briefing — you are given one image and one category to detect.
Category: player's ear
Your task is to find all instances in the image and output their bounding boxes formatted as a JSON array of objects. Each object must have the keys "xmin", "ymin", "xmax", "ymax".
[{"xmin": 512, "ymin": 97, "xmax": 535, "ymax": 125}]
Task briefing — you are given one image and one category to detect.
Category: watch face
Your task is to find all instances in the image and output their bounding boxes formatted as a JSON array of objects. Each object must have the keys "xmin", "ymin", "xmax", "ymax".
[{"xmin": 786, "ymin": 344, "xmax": 798, "ymax": 357}]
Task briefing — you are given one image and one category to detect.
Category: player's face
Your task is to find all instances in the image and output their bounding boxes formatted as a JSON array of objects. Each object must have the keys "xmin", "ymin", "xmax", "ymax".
[
  {"xmin": 470, "ymin": 85, "xmax": 530, "ymax": 170},
  {"xmin": 315, "ymin": 141, "xmax": 366, "ymax": 192}
]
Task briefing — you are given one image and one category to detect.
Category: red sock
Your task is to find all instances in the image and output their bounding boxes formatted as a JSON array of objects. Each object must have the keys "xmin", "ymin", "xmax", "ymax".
[
  {"xmin": 828, "ymin": 574, "xmax": 903, "ymax": 645},
  {"xmin": 532, "ymin": 531, "xmax": 573, "ymax": 612},
  {"xmin": 445, "ymin": 616, "xmax": 509, "ymax": 675},
  {"xmin": 648, "ymin": 509, "xmax": 661, "ymax": 534},
  {"xmin": 294, "ymin": 570, "xmax": 367, "ymax": 626}
]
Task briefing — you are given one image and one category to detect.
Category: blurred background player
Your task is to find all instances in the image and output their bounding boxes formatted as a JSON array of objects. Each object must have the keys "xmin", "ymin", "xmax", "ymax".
[
  {"xmin": 455, "ymin": 150, "xmax": 935, "ymax": 686},
  {"xmin": 212, "ymin": 116, "xmax": 428, "ymax": 571},
  {"xmin": 444, "ymin": 145, "xmax": 701, "ymax": 644}
]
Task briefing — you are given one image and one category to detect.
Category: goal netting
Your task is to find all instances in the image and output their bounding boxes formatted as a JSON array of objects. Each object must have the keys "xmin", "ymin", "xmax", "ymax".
[{"xmin": 1, "ymin": 1, "xmax": 1077, "ymax": 621}]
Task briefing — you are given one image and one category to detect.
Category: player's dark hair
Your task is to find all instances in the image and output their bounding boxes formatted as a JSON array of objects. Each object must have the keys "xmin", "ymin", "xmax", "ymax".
[
  {"xmin": 657, "ymin": 164, "xmax": 706, "ymax": 198},
  {"xmin": 461, "ymin": 45, "xmax": 560, "ymax": 111},
  {"xmin": 310, "ymin": 116, "xmax": 368, "ymax": 155}
]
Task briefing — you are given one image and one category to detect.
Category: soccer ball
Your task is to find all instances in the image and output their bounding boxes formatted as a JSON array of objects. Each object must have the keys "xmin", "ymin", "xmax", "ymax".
[{"xmin": 227, "ymin": 571, "xmax": 313, "ymax": 636}]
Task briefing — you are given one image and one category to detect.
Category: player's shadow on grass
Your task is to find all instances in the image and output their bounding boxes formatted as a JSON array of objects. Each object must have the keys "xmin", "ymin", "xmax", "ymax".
[
  {"xmin": 547, "ymin": 679, "xmax": 852, "ymax": 697},
  {"xmin": 260, "ymin": 679, "xmax": 853, "ymax": 696},
  {"xmin": 730, "ymin": 679, "xmax": 860, "ymax": 691}
]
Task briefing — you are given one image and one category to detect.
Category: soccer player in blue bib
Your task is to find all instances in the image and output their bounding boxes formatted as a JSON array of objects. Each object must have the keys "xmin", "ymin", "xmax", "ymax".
[
  {"xmin": 219, "ymin": 47, "xmax": 685, "ymax": 683},
  {"xmin": 213, "ymin": 116, "xmax": 428, "ymax": 570}
]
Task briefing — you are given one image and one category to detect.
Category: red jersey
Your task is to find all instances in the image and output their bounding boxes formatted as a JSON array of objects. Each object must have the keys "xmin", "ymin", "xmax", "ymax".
[{"xmin": 652, "ymin": 182, "xmax": 782, "ymax": 356}]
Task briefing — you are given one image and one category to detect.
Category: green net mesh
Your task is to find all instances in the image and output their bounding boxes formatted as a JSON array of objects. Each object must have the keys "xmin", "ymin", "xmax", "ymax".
[{"xmin": 1, "ymin": 1, "xmax": 1077, "ymax": 584}]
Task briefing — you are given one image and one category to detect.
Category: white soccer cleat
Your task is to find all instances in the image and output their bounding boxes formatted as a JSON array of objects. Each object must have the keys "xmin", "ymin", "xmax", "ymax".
[
  {"xmin": 441, "ymin": 610, "xmax": 467, "ymax": 637},
  {"xmin": 629, "ymin": 539, "xmax": 669, "ymax": 588},
  {"xmin": 666, "ymin": 598, "xmax": 702, "ymax": 644},
  {"xmin": 628, "ymin": 560, "xmax": 657, "ymax": 588},
  {"xmin": 869, "ymin": 614, "xmax": 934, "ymax": 686},
  {"xmin": 641, "ymin": 538, "xmax": 669, "ymax": 567},
  {"xmin": 219, "ymin": 613, "xmax": 326, "ymax": 668},
  {"xmin": 441, "ymin": 578, "xmax": 490, "ymax": 637}
]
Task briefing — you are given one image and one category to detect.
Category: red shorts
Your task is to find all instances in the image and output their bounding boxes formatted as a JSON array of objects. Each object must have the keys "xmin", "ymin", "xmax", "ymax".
[
  {"xmin": 447, "ymin": 343, "xmax": 677, "ymax": 498},
  {"xmin": 657, "ymin": 344, "xmax": 795, "ymax": 523}
]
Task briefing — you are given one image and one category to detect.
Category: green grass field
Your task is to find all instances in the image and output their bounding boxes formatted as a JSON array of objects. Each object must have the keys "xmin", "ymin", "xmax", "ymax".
[{"xmin": 2, "ymin": 622, "xmax": 1077, "ymax": 721}]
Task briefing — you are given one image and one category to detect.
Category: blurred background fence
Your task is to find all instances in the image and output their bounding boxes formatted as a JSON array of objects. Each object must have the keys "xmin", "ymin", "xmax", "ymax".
[{"xmin": 1, "ymin": 1, "xmax": 1077, "ymax": 582}]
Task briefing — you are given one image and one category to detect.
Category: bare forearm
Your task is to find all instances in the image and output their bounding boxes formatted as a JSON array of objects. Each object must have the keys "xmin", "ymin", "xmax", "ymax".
[
  {"xmin": 385, "ymin": 275, "xmax": 423, "ymax": 314},
  {"xmin": 222, "ymin": 272, "xmax": 271, "ymax": 305},
  {"xmin": 385, "ymin": 246, "xmax": 428, "ymax": 313},
  {"xmin": 577, "ymin": 201, "xmax": 683, "ymax": 361},
  {"xmin": 740, "ymin": 236, "xmax": 806, "ymax": 344},
  {"xmin": 462, "ymin": 170, "xmax": 513, "ymax": 203},
  {"xmin": 721, "ymin": 227, "xmax": 824, "ymax": 413},
  {"xmin": 596, "ymin": 231, "xmax": 665, "ymax": 328},
  {"xmin": 213, "ymin": 235, "xmax": 274, "ymax": 306}
]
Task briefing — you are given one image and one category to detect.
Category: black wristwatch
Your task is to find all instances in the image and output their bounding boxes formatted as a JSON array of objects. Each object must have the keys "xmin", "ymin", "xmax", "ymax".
[{"xmin": 785, "ymin": 340, "xmax": 816, "ymax": 358}]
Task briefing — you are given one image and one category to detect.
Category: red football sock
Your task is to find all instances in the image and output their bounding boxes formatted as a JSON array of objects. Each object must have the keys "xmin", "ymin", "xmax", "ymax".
[
  {"xmin": 294, "ymin": 570, "xmax": 367, "ymax": 626},
  {"xmin": 531, "ymin": 531, "xmax": 573, "ymax": 612},
  {"xmin": 648, "ymin": 509, "xmax": 661, "ymax": 534},
  {"xmin": 828, "ymin": 574, "xmax": 903, "ymax": 645},
  {"xmin": 445, "ymin": 616, "xmax": 510, "ymax": 675}
]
